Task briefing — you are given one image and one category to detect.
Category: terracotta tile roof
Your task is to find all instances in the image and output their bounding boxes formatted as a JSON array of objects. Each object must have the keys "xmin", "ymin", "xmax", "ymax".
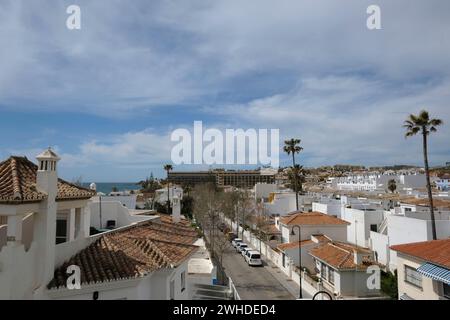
[
  {"xmin": 280, "ymin": 211, "xmax": 349, "ymax": 226},
  {"xmin": 48, "ymin": 218, "xmax": 199, "ymax": 289},
  {"xmin": 309, "ymin": 242, "xmax": 375, "ymax": 270},
  {"xmin": 390, "ymin": 239, "xmax": 450, "ymax": 269},
  {"xmin": 158, "ymin": 213, "xmax": 191, "ymax": 227},
  {"xmin": 277, "ymin": 240, "xmax": 314, "ymax": 251},
  {"xmin": 0, "ymin": 156, "xmax": 95, "ymax": 204},
  {"xmin": 261, "ymin": 224, "xmax": 281, "ymax": 235},
  {"xmin": 312, "ymin": 234, "xmax": 332, "ymax": 243},
  {"xmin": 277, "ymin": 234, "xmax": 331, "ymax": 252}
]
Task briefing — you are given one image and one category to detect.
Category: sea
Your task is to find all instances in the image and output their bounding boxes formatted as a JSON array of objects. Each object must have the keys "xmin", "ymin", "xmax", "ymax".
[{"xmin": 81, "ymin": 182, "xmax": 140, "ymax": 194}]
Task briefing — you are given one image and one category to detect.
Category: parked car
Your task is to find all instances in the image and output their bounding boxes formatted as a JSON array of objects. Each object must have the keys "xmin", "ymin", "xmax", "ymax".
[
  {"xmin": 245, "ymin": 250, "xmax": 263, "ymax": 266},
  {"xmin": 232, "ymin": 238, "xmax": 242, "ymax": 248},
  {"xmin": 236, "ymin": 243, "xmax": 248, "ymax": 254},
  {"xmin": 241, "ymin": 247, "xmax": 252, "ymax": 258}
]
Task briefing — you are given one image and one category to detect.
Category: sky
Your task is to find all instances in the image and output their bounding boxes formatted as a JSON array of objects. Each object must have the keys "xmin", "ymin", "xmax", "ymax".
[{"xmin": 0, "ymin": 0, "xmax": 449, "ymax": 182}]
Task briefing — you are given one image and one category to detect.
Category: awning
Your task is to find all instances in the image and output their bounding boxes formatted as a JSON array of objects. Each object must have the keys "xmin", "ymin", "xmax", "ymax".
[{"xmin": 416, "ymin": 263, "xmax": 450, "ymax": 285}]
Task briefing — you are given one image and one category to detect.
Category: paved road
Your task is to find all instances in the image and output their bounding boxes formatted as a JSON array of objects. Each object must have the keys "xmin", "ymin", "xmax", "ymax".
[{"xmin": 222, "ymin": 245, "xmax": 295, "ymax": 300}]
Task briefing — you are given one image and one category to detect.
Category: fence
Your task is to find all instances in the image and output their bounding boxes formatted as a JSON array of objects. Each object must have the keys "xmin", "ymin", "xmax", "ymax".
[
  {"xmin": 228, "ymin": 277, "xmax": 241, "ymax": 300},
  {"xmin": 226, "ymin": 217, "xmax": 293, "ymax": 277}
]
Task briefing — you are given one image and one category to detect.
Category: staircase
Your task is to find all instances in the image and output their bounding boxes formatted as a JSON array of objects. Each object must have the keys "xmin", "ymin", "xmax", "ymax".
[{"xmin": 378, "ymin": 217, "xmax": 388, "ymax": 235}]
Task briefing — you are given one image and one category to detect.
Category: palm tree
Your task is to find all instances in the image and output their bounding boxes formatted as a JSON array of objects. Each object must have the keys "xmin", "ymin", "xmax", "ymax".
[
  {"xmin": 404, "ymin": 110, "xmax": 443, "ymax": 240},
  {"xmin": 163, "ymin": 164, "xmax": 173, "ymax": 214},
  {"xmin": 387, "ymin": 179, "xmax": 397, "ymax": 193},
  {"xmin": 287, "ymin": 165, "xmax": 305, "ymax": 195},
  {"xmin": 283, "ymin": 138, "xmax": 303, "ymax": 211}
]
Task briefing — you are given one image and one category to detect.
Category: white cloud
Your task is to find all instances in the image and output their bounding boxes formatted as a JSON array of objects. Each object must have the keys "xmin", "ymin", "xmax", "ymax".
[
  {"xmin": 212, "ymin": 75, "xmax": 450, "ymax": 166},
  {"xmin": 58, "ymin": 130, "xmax": 172, "ymax": 168}
]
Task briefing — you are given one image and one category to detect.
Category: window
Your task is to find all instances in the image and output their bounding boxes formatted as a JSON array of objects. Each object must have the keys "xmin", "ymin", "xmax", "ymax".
[
  {"xmin": 321, "ymin": 263, "xmax": 328, "ymax": 280},
  {"xmin": 328, "ymin": 267, "xmax": 335, "ymax": 285},
  {"xmin": 370, "ymin": 224, "xmax": 377, "ymax": 232},
  {"xmin": 405, "ymin": 265, "xmax": 422, "ymax": 289},
  {"xmin": 56, "ymin": 219, "xmax": 68, "ymax": 244},
  {"xmin": 181, "ymin": 271, "xmax": 186, "ymax": 293},
  {"xmin": 282, "ymin": 253, "xmax": 286, "ymax": 268},
  {"xmin": 443, "ymin": 283, "xmax": 450, "ymax": 299}
]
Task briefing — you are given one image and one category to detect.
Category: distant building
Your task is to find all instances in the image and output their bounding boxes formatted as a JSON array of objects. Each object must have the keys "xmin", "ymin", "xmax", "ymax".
[
  {"xmin": 436, "ymin": 174, "xmax": 450, "ymax": 191},
  {"xmin": 332, "ymin": 174, "xmax": 426, "ymax": 192},
  {"xmin": 169, "ymin": 169, "xmax": 276, "ymax": 188}
]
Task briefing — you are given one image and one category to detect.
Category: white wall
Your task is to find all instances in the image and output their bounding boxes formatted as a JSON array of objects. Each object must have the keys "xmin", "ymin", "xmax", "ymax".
[
  {"xmin": 89, "ymin": 200, "xmax": 151, "ymax": 229},
  {"xmin": 343, "ymin": 208, "xmax": 384, "ymax": 248},
  {"xmin": 92, "ymin": 195, "xmax": 137, "ymax": 209},
  {"xmin": 281, "ymin": 224, "xmax": 347, "ymax": 243},
  {"xmin": 369, "ymin": 231, "xmax": 390, "ymax": 266},
  {"xmin": 254, "ymin": 183, "xmax": 278, "ymax": 201}
]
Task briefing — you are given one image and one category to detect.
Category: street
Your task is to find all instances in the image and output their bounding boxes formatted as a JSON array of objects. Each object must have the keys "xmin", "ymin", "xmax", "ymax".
[{"xmin": 221, "ymin": 244, "xmax": 296, "ymax": 300}]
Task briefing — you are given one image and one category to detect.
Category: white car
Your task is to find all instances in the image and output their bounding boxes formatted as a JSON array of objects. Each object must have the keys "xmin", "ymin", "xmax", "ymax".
[
  {"xmin": 232, "ymin": 238, "xmax": 242, "ymax": 248},
  {"xmin": 245, "ymin": 250, "xmax": 263, "ymax": 266},
  {"xmin": 241, "ymin": 247, "xmax": 252, "ymax": 258},
  {"xmin": 236, "ymin": 243, "xmax": 248, "ymax": 253}
]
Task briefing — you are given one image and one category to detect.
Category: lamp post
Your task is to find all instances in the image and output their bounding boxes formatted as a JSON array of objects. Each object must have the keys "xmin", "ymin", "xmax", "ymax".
[{"xmin": 290, "ymin": 225, "xmax": 302, "ymax": 299}]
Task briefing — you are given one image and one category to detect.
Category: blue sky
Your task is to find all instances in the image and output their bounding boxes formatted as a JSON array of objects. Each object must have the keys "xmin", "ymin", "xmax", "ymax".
[{"xmin": 1, "ymin": 0, "xmax": 450, "ymax": 182}]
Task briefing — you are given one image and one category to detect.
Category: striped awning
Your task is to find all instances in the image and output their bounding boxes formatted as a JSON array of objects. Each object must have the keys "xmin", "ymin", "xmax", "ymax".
[{"xmin": 416, "ymin": 263, "xmax": 450, "ymax": 285}]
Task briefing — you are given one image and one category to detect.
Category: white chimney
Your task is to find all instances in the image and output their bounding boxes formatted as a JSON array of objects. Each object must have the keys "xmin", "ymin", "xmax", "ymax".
[
  {"xmin": 34, "ymin": 148, "xmax": 60, "ymax": 291},
  {"xmin": 172, "ymin": 195, "xmax": 181, "ymax": 223}
]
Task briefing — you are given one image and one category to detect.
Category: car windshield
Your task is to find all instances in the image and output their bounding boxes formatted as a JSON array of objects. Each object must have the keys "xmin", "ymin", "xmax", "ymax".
[{"xmin": 251, "ymin": 254, "xmax": 261, "ymax": 259}]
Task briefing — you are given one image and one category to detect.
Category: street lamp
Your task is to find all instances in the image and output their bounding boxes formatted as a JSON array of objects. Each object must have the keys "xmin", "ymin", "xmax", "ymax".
[{"xmin": 290, "ymin": 225, "xmax": 302, "ymax": 299}]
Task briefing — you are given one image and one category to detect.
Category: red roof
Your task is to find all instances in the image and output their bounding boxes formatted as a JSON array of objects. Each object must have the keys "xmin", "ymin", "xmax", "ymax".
[
  {"xmin": 280, "ymin": 211, "xmax": 349, "ymax": 226},
  {"xmin": 390, "ymin": 239, "xmax": 450, "ymax": 269},
  {"xmin": 310, "ymin": 242, "xmax": 375, "ymax": 270},
  {"xmin": 0, "ymin": 156, "xmax": 94, "ymax": 204},
  {"xmin": 48, "ymin": 217, "xmax": 199, "ymax": 289}
]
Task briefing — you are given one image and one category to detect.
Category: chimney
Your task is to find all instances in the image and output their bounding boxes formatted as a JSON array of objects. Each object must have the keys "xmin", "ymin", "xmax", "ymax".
[
  {"xmin": 36, "ymin": 147, "xmax": 60, "ymax": 198},
  {"xmin": 172, "ymin": 195, "xmax": 181, "ymax": 223},
  {"xmin": 33, "ymin": 148, "xmax": 60, "ymax": 292}
]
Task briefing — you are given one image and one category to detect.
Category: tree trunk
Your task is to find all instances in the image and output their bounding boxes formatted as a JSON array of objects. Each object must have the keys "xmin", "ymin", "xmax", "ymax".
[
  {"xmin": 423, "ymin": 130, "xmax": 437, "ymax": 240},
  {"xmin": 292, "ymin": 153, "xmax": 299, "ymax": 211},
  {"xmin": 167, "ymin": 172, "xmax": 171, "ymax": 214}
]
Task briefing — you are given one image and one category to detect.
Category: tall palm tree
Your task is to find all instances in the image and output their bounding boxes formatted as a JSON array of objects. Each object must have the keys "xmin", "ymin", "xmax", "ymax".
[
  {"xmin": 283, "ymin": 138, "xmax": 303, "ymax": 211},
  {"xmin": 404, "ymin": 110, "xmax": 443, "ymax": 240},
  {"xmin": 164, "ymin": 164, "xmax": 173, "ymax": 214}
]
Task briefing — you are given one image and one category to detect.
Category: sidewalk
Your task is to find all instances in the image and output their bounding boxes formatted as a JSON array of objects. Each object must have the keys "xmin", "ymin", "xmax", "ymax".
[{"xmin": 262, "ymin": 256, "xmax": 314, "ymax": 299}]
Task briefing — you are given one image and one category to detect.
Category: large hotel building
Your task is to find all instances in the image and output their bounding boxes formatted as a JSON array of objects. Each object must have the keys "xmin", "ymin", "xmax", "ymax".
[{"xmin": 168, "ymin": 169, "xmax": 277, "ymax": 188}]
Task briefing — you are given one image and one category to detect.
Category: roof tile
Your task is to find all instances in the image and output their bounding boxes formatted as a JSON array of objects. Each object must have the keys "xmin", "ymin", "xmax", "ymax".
[
  {"xmin": 390, "ymin": 239, "xmax": 450, "ymax": 269},
  {"xmin": 0, "ymin": 156, "xmax": 94, "ymax": 204}
]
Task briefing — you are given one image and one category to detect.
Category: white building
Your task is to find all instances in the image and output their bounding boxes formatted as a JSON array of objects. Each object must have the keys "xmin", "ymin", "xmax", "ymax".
[
  {"xmin": 91, "ymin": 194, "xmax": 137, "ymax": 210},
  {"xmin": 254, "ymin": 183, "xmax": 278, "ymax": 202},
  {"xmin": 436, "ymin": 174, "xmax": 450, "ymax": 191},
  {"xmin": 391, "ymin": 239, "xmax": 450, "ymax": 300},
  {"xmin": 276, "ymin": 211, "xmax": 349, "ymax": 244},
  {"xmin": 332, "ymin": 174, "xmax": 426, "ymax": 192},
  {"xmin": 310, "ymin": 241, "xmax": 380, "ymax": 298},
  {"xmin": 0, "ymin": 149, "xmax": 205, "ymax": 300},
  {"xmin": 368, "ymin": 202, "xmax": 450, "ymax": 270},
  {"xmin": 154, "ymin": 186, "xmax": 183, "ymax": 205},
  {"xmin": 264, "ymin": 192, "xmax": 315, "ymax": 216}
]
